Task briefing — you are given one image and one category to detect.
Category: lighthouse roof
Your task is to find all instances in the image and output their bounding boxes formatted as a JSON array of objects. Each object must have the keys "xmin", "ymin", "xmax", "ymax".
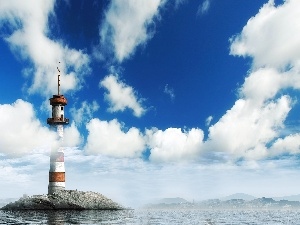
[{"xmin": 49, "ymin": 94, "xmax": 67, "ymax": 105}]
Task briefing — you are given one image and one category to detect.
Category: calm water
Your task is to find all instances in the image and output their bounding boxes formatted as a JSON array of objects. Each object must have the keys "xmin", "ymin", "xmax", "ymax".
[{"xmin": 0, "ymin": 209, "xmax": 299, "ymax": 224}]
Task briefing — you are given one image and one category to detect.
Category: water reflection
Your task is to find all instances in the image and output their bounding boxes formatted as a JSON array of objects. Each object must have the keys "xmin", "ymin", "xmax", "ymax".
[
  {"xmin": 2, "ymin": 209, "xmax": 134, "ymax": 224},
  {"xmin": 2, "ymin": 208, "xmax": 299, "ymax": 224},
  {"xmin": 47, "ymin": 211, "xmax": 65, "ymax": 224}
]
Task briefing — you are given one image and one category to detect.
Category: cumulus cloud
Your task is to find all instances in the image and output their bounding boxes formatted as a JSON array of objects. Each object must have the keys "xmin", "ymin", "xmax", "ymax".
[
  {"xmin": 84, "ymin": 118, "xmax": 145, "ymax": 158},
  {"xmin": 270, "ymin": 134, "xmax": 300, "ymax": 156},
  {"xmin": 144, "ymin": 70, "xmax": 293, "ymax": 162},
  {"xmin": 197, "ymin": 0, "xmax": 211, "ymax": 16},
  {"xmin": 92, "ymin": 0, "xmax": 300, "ymax": 163},
  {"xmin": 230, "ymin": 0, "xmax": 300, "ymax": 69},
  {"xmin": 146, "ymin": 127, "xmax": 204, "ymax": 162},
  {"xmin": 99, "ymin": 0, "xmax": 164, "ymax": 62},
  {"xmin": 203, "ymin": 0, "xmax": 300, "ymax": 160},
  {"xmin": 239, "ymin": 68, "xmax": 287, "ymax": 103},
  {"xmin": 0, "ymin": 99, "xmax": 80, "ymax": 157},
  {"xmin": 100, "ymin": 74, "xmax": 146, "ymax": 117},
  {"xmin": 207, "ymin": 96, "xmax": 291, "ymax": 160},
  {"xmin": 159, "ymin": 0, "xmax": 300, "ymax": 162},
  {"xmin": 0, "ymin": 99, "xmax": 56, "ymax": 156},
  {"xmin": 63, "ymin": 122, "xmax": 82, "ymax": 147},
  {"xmin": 0, "ymin": 0, "xmax": 90, "ymax": 96},
  {"xmin": 70, "ymin": 101, "xmax": 99, "ymax": 126}
]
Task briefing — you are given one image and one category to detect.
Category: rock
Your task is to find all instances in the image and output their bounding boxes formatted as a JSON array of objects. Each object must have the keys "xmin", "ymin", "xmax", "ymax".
[{"xmin": 1, "ymin": 190, "xmax": 123, "ymax": 210}]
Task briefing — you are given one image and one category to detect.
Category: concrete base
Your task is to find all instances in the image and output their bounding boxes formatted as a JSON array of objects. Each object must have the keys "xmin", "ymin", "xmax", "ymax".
[{"xmin": 48, "ymin": 185, "xmax": 65, "ymax": 195}]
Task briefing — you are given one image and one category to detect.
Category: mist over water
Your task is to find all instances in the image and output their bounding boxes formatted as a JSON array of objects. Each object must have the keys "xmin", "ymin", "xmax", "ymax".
[{"xmin": 1, "ymin": 209, "xmax": 299, "ymax": 224}]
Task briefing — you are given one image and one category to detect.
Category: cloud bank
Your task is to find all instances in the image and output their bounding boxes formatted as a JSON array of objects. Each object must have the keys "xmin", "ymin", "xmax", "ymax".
[{"xmin": 2, "ymin": 148, "xmax": 300, "ymax": 206}]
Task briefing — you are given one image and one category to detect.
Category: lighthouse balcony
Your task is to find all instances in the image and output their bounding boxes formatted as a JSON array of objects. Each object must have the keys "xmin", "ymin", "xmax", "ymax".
[{"xmin": 47, "ymin": 117, "xmax": 69, "ymax": 125}]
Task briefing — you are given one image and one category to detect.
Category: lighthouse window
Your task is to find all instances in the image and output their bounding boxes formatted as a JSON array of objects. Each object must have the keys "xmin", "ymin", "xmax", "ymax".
[{"xmin": 61, "ymin": 107, "xmax": 63, "ymax": 110}]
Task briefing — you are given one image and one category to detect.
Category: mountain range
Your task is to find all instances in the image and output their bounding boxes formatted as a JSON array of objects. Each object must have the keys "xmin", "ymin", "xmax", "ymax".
[{"xmin": 144, "ymin": 193, "xmax": 300, "ymax": 209}]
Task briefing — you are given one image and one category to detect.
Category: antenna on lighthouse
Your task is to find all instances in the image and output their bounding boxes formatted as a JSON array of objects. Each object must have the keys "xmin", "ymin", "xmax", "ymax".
[{"xmin": 57, "ymin": 62, "xmax": 61, "ymax": 95}]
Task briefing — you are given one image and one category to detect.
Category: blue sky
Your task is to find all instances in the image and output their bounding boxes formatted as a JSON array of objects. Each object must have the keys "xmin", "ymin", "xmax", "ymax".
[{"xmin": 1, "ymin": 0, "xmax": 300, "ymax": 207}]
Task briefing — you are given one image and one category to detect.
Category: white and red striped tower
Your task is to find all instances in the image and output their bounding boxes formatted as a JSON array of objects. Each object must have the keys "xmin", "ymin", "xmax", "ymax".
[{"xmin": 47, "ymin": 66, "xmax": 69, "ymax": 195}]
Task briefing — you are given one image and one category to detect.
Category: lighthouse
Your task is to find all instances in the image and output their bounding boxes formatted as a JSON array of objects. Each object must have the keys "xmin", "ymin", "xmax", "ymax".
[{"xmin": 47, "ymin": 66, "xmax": 69, "ymax": 195}]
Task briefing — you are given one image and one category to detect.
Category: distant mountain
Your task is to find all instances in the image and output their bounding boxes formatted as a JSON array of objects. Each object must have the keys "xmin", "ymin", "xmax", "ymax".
[
  {"xmin": 158, "ymin": 197, "xmax": 188, "ymax": 204},
  {"xmin": 222, "ymin": 193, "xmax": 300, "ymax": 202},
  {"xmin": 142, "ymin": 197, "xmax": 189, "ymax": 209},
  {"xmin": 273, "ymin": 194, "xmax": 300, "ymax": 202},
  {"xmin": 146, "ymin": 197, "xmax": 300, "ymax": 209},
  {"xmin": 144, "ymin": 195, "xmax": 300, "ymax": 209},
  {"xmin": 222, "ymin": 193, "xmax": 256, "ymax": 201}
]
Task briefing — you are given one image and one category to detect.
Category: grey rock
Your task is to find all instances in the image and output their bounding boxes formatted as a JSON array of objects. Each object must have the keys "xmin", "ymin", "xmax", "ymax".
[{"xmin": 1, "ymin": 190, "xmax": 123, "ymax": 210}]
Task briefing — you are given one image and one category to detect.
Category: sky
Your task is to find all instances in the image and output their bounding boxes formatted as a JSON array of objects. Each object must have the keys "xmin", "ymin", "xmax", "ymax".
[{"xmin": 1, "ymin": 0, "xmax": 300, "ymax": 207}]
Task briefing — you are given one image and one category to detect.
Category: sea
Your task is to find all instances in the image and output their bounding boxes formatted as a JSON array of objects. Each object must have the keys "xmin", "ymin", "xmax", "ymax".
[{"xmin": 0, "ymin": 209, "xmax": 300, "ymax": 224}]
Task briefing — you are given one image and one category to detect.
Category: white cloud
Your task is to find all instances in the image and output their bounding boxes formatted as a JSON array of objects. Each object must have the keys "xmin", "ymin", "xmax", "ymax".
[
  {"xmin": 207, "ymin": 95, "xmax": 291, "ymax": 160},
  {"xmin": 0, "ymin": 160, "xmax": 31, "ymax": 184},
  {"xmin": 95, "ymin": 0, "xmax": 300, "ymax": 164},
  {"xmin": 0, "ymin": 99, "xmax": 56, "ymax": 156},
  {"xmin": 70, "ymin": 101, "xmax": 99, "ymax": 126},
  {"xmin": 164, "ymin": 84, "xmax": 175, "ymax": 101},
  {"xmin": 230, "ymin": 0, "xmax": 300, "ymax": 69},
  {"xmin": 270, "ymin": 133, "xmax": 300, "ymax": 156},
  {"xmin": 63, "ymin": 122, "xmax": 83, "ymax": 147},
  {"xmin": 239, "ymin": 68, "xmax": 287, "ymax": 104},
  {"xmin": 84, "ymin": 118, "xmax": 145, "ymax": 158},
  {"xmin": 0, "ymin": 99, "xmax": 78, "ymax": 157},
  {"xmin": 99, "ymin": 0, "xmax": 164, "ymax": 62},
  {"xmin": 204, "ymin": 0, "xmax": 300, "ymax": 160},
  {"xmin": 0, "ymin": 150, "xmax": 50, "ymax": 197},
  {"xmin": 0, "ymin": 0, "xmax": 90, "ymax": 96},
  {"xmin": 146, "ymin": 127, "xmax": 204, "ymax": 162},
  {"xmin": 205, "ymin": 116, "xmax": 213, "ymax": 126},
  {"xmin": 100, "ymin": 74, "xmax": 146, "ymax": 117},
  {"xmin": 197, "ymin": 0, "xmax": 211, "ymax": 16}
]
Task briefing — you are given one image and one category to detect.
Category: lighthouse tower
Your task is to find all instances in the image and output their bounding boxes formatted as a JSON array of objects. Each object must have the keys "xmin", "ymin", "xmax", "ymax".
[{"xmin": 47, "ymin": 66, "xmax": 69, "ymax": 195}]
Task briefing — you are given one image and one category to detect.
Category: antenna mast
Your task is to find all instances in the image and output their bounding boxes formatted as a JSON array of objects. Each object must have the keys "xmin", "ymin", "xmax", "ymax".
[{"xmin": 57, "ymin": 62, "xmax": 61, "ymax": 95}]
